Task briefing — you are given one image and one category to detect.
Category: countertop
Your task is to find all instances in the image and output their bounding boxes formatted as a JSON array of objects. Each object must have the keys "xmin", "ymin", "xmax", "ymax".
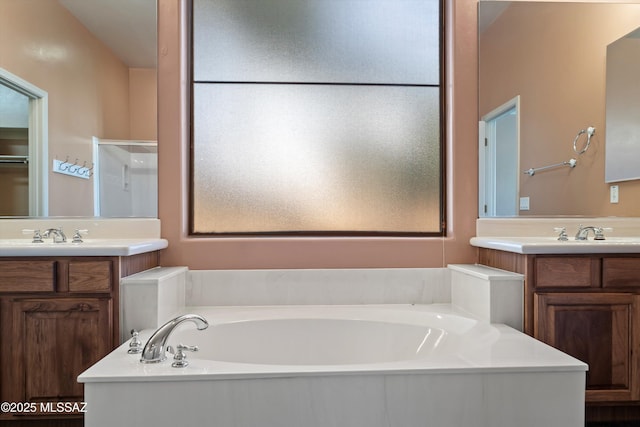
[
  {"xmin": 470, "ymin": 236, "xmax": 640, "ymax": 254},
  {"xmin": 472, "ymin": 217, "xmax": 640, "ymax": 254},
  {"xmin": 0, "ymin": 218, "xmax": 167, "ymax": 256},
  {"xmin": 0, "ymin": 238, "xmax": 168, "ymax": 257}
]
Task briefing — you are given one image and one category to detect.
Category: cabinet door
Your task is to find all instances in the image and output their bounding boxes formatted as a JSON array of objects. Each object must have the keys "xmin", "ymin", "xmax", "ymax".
[
  {"xmin": 535, "ymin": 292, "xmax": 640, "ymax": 402},
  {"xmin": 6, "ymin": 298, "xmax": 112, "ymax": 411}
]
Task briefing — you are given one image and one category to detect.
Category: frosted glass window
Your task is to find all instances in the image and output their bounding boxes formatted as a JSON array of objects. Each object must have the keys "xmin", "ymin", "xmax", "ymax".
[
  {"xmin": 193, "ymin": 0, "xmax": 440, "ymax": 85},
  {"xmin": 191, "ymin": 0, "xmax": 442, "ymax": 235}
]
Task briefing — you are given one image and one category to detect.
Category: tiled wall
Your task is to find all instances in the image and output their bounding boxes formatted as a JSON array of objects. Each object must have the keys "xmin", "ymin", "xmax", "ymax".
[{"xmin": 121, "ymin": 265, "xmax": 524, "ymax": 340}]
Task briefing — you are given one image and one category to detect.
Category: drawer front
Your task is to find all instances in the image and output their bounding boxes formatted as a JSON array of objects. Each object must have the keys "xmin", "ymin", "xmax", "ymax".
[
  {"xmin": 68, "ymin": 261, "xmax": 112, "ymax": 292},
  {"xmin": 603, "ymin": 258, "xmax": 640, "ymax": 288},
  {"xmin": 535, "ymin": 257, "xmax": 600, "ymax": 288},
  {"xmin": 0, "ymin": 261, "xmax": 55, "ymax": 292}
]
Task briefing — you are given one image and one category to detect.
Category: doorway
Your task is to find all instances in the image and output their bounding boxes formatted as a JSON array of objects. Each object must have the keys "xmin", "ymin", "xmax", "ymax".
[
  {"xmin": 0, "ymin": 68, "xmax": 48, "ymax": 216},
  {"xmin": 479, "ymin": 96, "xmax": 520, "ymax": 217}
]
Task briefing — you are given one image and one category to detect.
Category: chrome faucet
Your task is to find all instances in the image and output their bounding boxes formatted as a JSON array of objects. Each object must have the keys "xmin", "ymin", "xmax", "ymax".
[
  {"xmin": 575, "ymin": 225, "xmax": 606, "ymax": 241},
  {"xmin": 140, "ymin": 314, "xmax": 209, "ymax": 363},
  {"xmin": 42, "ymin": 227, "xmax": 67, "ymax": 243}
]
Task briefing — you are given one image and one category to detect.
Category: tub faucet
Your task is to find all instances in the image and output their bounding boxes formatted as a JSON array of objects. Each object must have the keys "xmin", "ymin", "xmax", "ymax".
[
  {"xmin": 140, "ymin": 314, "xmax": 209, "ymax": 363},
  {"xmin": 575, "ymin": 225, "xmax": 605, "ymax": 241}
]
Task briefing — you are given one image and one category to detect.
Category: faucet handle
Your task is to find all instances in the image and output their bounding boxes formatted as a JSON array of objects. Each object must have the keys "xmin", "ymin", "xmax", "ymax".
[
  {"xmin": 594, "ymin": 227, "xmax": 613, "ymax": 241},
  {"xmin": 72, "ymin": 229, "xmax": 89, "ymax": 243},
  {"xmin": 22, "ymin": 229, "xmax": 44, "ymax": 243},
  {"xmin": 177, "ymin": 344, "xmax": 199, "ymax": 352},
  {"xmin": 171, "ymin": 344, "xmax": 199, "ymax": 368},
  {"xmin": 127, "ymin": 330, "xmax": 143, "ymax": 354},
  {"xmin": 553, "ymin": 227, "xmax": 568, "ymax": 241}
]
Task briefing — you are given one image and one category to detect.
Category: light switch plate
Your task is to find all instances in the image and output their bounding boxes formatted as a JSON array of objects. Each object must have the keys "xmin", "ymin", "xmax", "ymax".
[
  {"xmin": 610, "ymin": 185, "xmax": 619, "ymax": 203},
  {"xmin": 519, "ymin": 197, "xmax": 530, "ymax": 211}
]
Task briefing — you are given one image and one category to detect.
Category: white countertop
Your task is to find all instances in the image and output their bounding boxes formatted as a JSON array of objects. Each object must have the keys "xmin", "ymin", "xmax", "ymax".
[
  {"xmin": 79, "ymin": 304, "xmax": 586, "ymax": 383},
  {"xmin": 0, "ymin": 218, "xmax": 167, "ymax": 256},
  {"xmin": 472, "ymin": 217, "xmax": 640, "ymax": 254},
  {"xmin": 471, "ymin": 236, "xmax": 640, "ymax": 254},
  {"xmin": 0, "ymin": 238, "xmax": 168, "ymax": 256}
]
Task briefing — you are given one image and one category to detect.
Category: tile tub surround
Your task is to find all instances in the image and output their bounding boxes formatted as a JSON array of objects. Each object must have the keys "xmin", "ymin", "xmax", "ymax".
[
  {"xmin": 186, "ymin": 268, "xmax": 451, "ymax": 306},
  {"xmin": 449, "ymin": 264, "xmax": 524, "ymax": 331},
  {"xmin": 120, "ymin": 266, "xmax": 187, "ymax": 343},
  {"xmin": 82, "ymin": 302, "xmax": 584, "ymax": 427},
  {"xmin": 82, "ymin": 370, "xmax": 585, "ymax": 427},
  {"xmin": 120, "ymin": 265, "xmax": 524, "ymax": 341},
  {"xmin": 97, "ymin": 267, "xmax": 584, "ymax": 427},
  {"xmin": 121, "ymin": 267, "xmax": 451, "ymax": 337}
]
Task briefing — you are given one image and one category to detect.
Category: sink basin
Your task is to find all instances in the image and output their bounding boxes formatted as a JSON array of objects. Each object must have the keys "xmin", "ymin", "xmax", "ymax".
[
  {"xmin": 470, "ymin": 236, "xmax": 640, "ymax": 254},
  {"xmin": 0, "ymin": 238, "xmax": 168, "ymax": 256}
]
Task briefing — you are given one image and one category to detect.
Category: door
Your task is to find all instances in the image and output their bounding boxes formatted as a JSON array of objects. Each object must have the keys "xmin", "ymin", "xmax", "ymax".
[
  {"xmin": 479, "ymin": 96, "xmax": 520, "ymax": 217},
  {"xmin": 535, "ymin": 292, "xmax": 640, "ymax": 402},
  {"xmin": 0, "ymin": 68, "xmax": 48, "ymax": 216},
  {"xmin": 5, "ymin": 298, "xmax": 112, "ymax": 413}
]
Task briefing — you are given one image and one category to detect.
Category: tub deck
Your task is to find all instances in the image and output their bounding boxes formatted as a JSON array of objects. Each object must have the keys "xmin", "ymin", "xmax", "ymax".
[
  {"xmin": 79, "ymin": 304, "xmax": 587, "ymax": 427},
  {"xmin": 79, "ymin": 304, "xmax": 585, "ymax": 382}
]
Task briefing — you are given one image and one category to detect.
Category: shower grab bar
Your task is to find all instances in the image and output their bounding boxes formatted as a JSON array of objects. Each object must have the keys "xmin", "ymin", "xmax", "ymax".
[
  {"xmin": 0, "ymin": 155, "xmax": 29, "ymax": 164},
  {"xmin": 523, "ymin": 158, "xmax": 576, "ymax": 176}
]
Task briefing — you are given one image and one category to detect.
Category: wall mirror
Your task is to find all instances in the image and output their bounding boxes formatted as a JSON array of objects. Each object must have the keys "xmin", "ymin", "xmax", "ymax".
[
  {"xmin": 605, "ymin": 26, "xmax": 640, "ymax": 183},
  {"xmin": 479, "ymin": 1, "xmax": 640, "ymax": 217},
  {"xmin": 0, "ymin": 0, "xmax": 157, "ymax": 218}
]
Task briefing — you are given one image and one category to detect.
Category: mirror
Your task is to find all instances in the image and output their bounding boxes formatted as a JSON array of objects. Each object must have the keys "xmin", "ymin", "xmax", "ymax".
[
  {"xmin": 0, "ymin": 0, "xmax": 157, "ymax": 217},
  {"xmin": 479, "ymin": 1, "xmax": 640, "ymax": 217},
  {"xmin": 605, "ymin": 26, "xmax": 640, "ymax": 183},
  {"xmin": 0, "ymin": 80, "xmax": 31, "ymax": 216}
]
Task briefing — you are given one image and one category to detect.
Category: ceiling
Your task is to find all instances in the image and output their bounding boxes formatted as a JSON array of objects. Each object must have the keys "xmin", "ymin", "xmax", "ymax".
[
  {"xmin": 59, "ymin": 0, "xmax": 157, "ymax": 68},
  {"xmin": 59, "ymin": 0, "xmax": 501, "ymax": 67}
]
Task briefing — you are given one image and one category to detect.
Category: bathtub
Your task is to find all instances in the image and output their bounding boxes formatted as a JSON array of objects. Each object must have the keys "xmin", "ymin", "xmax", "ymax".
[{"xmin": 79, "ymin": 304, "xmax": 587, "ymax": 427}]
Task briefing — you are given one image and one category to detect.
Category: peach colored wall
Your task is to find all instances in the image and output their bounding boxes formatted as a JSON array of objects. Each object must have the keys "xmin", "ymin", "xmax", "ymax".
[
  {"xmin": 129, "ymin": 68, "xmax": 158, "ymax": 141},
  {"xmin": 157, "ymin": 0, "xmax": 478, "ymax": 269},
  {"xmin": 480, "ymin": 2, "xmax": 640, "ymax": 216}
]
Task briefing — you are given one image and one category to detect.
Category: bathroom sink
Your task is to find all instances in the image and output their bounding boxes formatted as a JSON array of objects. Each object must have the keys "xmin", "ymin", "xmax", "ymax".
[
  {"xmin": 0, "ymin": 238, "xmax": 168, "ymax": 256},
  {"xmin": 470, "ymin": 236, "xmax": 640, "ymax": 254}
]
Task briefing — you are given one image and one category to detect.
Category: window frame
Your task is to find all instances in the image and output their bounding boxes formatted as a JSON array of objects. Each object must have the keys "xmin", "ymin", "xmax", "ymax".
[{"xmin": 188, "ymin": 0, "xmax": 446, "ymax": 237}]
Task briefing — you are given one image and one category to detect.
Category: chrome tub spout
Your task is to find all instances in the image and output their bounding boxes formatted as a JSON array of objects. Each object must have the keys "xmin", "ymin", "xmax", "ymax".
[{"xmin": 140, "ymin": 314, "xmax": 209, "ymax": 363}]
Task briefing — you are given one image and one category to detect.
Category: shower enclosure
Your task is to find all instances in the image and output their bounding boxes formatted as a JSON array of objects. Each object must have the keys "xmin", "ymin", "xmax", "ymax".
[{"xmin": 93, "ymin": 138, "xmax": 157, "ymax": 217}]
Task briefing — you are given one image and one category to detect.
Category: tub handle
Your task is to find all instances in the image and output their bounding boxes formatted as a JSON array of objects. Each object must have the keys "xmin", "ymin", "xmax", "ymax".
[
  {"xmin": 169, "ymin": 344, "xmax": 199, "ymax": 368},
  {"xmin": 127, "ymin": 330, "xmax": 143, "ymax": 354}
]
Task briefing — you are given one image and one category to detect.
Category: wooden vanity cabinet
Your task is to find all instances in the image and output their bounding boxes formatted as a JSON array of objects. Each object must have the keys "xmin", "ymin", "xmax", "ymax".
[
  {"xmin": 535, "ymin": 292, "xmax": 640, "ymax": 402},
  {"xmin": 478, "ymin": 250, "xmax": 640, "ymax": 422},
  {"xmin": 0, "ymin": 253, "xmax": 159, "ymax": 426}
]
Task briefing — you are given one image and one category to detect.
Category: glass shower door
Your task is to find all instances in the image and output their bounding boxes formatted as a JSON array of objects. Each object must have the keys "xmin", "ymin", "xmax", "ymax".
[{"xmin": 93, "ymin": 138, "xmax": 157, "ymax": 217}]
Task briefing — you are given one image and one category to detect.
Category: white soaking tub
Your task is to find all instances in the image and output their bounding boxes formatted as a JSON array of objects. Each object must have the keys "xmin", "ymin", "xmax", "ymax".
[{"xmin": 79, "ymin": 304, "xmax": 587, "ymax": 427}]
